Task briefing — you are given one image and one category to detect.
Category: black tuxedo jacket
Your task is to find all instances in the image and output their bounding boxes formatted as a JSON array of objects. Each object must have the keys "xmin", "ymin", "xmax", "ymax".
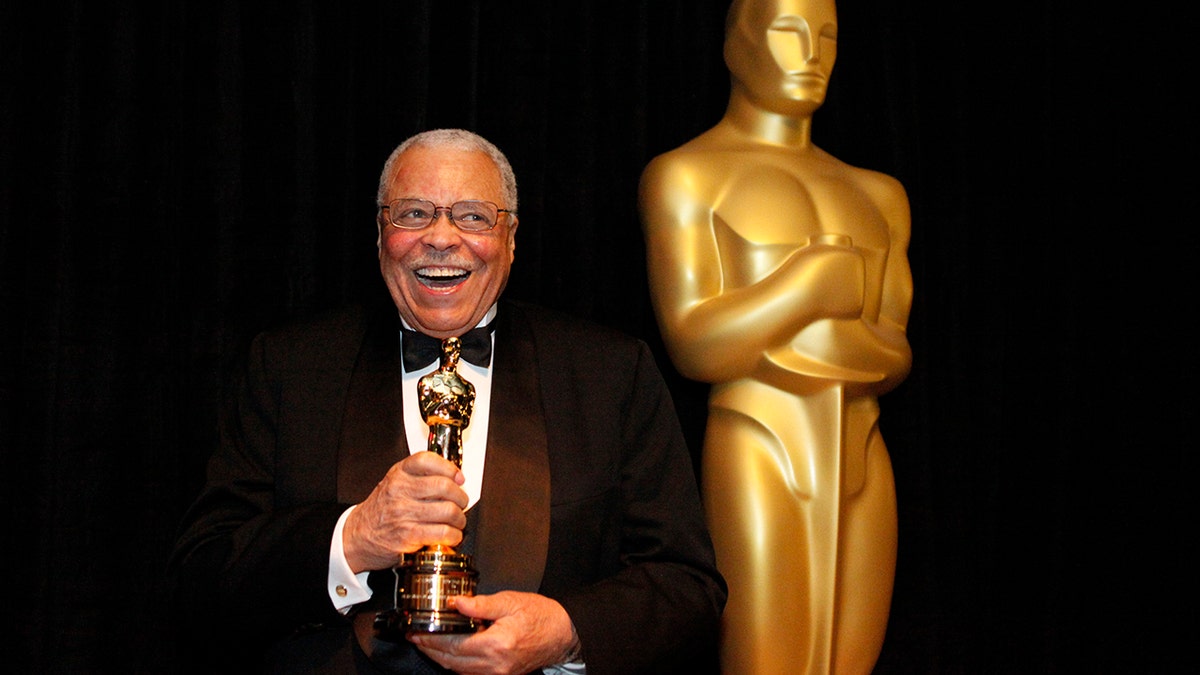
[{"xmin": 170, "ymin": 297, "xmax": 725, "ymax": 674}]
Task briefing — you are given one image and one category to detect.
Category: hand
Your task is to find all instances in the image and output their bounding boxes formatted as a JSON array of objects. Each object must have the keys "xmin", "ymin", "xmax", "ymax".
[
  {"xmin": 792, "ymin": 238, "xmax": 866, "ymax": 319},
  {"xmin": 342, "ymin": 452, "xmax": 469, "ymax": 572},
  {"xmin": 409, "ymin": 591, "xmax": 580, "ymax": 675}
]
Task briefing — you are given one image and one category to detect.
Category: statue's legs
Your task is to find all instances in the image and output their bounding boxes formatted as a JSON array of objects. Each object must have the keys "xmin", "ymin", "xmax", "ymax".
[
  {"xmin": 834, "ymin": 427, "xmax": 896, "ymax": 673},
  {"xmin": 703, "ymin": 406, "xmax": 814, "ymax": 675},
  {"xmin": 703, "ymin": 399, "xmax": 897, "ymax": 675}
]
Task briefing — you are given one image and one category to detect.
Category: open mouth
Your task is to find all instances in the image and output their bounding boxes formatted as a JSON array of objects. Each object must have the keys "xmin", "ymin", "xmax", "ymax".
[{"xmin": 415, "ymin": 266, "xmax": 471, "ymax": 289}]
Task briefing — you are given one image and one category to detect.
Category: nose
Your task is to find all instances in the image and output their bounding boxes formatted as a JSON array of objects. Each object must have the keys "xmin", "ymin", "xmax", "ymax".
[
  {"xmin": 801, "ymin": 32, "xmax": 818, "ymax": 63},
  {"xmin": 789, "ymin": 26, "xmax": 819, "ymax": 64},
  {"xmin": 421, "ymin": 208, "xmax": 463, "ymax": 249},
  {"xmin": 768, "ymin": 24, "xmax": 821, "ymax": 72}
]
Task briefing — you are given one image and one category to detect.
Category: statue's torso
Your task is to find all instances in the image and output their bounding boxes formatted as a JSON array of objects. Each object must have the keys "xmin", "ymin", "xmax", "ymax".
[{"xmin": 686, "ymin": 144, "xmax": 904, "ymax": 392}]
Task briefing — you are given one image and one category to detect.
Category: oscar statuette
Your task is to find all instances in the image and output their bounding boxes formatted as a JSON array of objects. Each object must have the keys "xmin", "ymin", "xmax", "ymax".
[{"xmin": 375, "ymin": 336, "xmax": 482, "ymax": 636}]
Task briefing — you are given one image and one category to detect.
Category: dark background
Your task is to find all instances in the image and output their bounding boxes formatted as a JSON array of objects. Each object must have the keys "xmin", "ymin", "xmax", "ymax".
[{"xmin": 2, "ymin": 1, "xmax": 1196, "ymax": 672}]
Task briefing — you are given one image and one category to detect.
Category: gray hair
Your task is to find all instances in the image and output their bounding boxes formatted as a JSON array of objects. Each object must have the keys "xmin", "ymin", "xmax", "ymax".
[{"xmin": 376, "ymin": 128, "xmax": 519, "ymax": 213}]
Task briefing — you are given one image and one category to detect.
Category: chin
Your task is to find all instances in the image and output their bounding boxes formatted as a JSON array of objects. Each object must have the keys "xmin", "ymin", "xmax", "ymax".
[
  {"xmin": 411, "ymin": 305, "xmax": 485, "ymax": 335},
  {"xmin": 774, "ymin": 95, "xmax": 822, "ymax": 115}
]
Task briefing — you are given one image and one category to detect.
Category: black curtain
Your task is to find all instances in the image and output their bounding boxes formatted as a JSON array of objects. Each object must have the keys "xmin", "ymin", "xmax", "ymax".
[{"xmin": 2, "ymin": 1, "xmax": 1195, "ymax": 672}]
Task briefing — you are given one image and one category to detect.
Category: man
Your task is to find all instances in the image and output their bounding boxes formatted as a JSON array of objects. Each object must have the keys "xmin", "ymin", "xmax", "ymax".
[
  {"xmin": 170, "ymin": 129, "xmax": 726, "ymax": 674},
  {"xmin": 638, "ymin": 1, "xmax": 912, "ymax": 673}
]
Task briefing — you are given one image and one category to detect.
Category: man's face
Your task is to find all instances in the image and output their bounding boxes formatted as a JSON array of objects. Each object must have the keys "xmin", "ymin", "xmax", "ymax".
[
  {"xmin": 378, "ymin": 145, "xmax": 518, "ymax": 339},
  {"xmin": 725, "ymin": 0, "xmax": 838, "ymax": 115}
]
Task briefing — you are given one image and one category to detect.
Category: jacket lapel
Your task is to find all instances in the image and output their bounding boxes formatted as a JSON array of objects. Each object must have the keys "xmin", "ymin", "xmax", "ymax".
[
  {"xmin": 470, "ymin": 308, "xmax": 551, "ymax": 594},
  {"xmin": 338, "ymin": 309, "xmax": 407, "ymax": 505}
]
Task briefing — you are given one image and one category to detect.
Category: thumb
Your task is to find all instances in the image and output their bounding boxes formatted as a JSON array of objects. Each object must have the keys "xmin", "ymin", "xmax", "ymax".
[{"xmin": 450, "ymin": 592, "xmax": 508, "ymax": 621}]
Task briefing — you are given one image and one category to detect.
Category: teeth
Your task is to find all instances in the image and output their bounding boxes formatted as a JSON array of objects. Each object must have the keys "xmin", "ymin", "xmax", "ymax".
[{"xmin": 417, "ymin": 267, "xmax": 468, "ymax": 278}]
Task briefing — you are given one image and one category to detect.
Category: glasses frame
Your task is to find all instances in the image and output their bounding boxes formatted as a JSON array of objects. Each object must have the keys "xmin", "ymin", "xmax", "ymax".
[{"xmin": 380, "ymin": 197, "xmax": 515, "ymax": 232}]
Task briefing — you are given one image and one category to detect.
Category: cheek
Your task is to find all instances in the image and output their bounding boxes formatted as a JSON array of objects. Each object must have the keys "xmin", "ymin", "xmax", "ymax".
[
  {"xmin": 380, "ymin": 232, "xmax": 409, "ymax": 260},
  {"xmin": 475, "ymin": 242, "xmax": 512, "ymax": 276}
]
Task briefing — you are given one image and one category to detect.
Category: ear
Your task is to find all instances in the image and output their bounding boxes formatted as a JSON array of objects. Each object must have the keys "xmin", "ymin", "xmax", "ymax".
[{"xmin": 506, "ymin": 216, "xmax": 519, "ymax": 260}]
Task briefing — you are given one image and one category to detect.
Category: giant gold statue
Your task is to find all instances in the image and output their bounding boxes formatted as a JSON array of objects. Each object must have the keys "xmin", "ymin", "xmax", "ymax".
[{"xmin": 638, "ymin": 1, "xmax": 913, "ymax": 673}]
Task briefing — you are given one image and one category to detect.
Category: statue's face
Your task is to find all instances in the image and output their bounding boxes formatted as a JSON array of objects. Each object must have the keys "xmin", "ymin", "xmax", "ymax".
[{"xmin": 725, "ymin": 0, "xmax": 838, "ymax": 115}]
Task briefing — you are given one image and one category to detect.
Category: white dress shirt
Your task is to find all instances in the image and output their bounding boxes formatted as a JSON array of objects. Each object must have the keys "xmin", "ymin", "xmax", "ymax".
[{"xmin": 329, "ymin": 306, "xmax": 496, "ymax": 610}]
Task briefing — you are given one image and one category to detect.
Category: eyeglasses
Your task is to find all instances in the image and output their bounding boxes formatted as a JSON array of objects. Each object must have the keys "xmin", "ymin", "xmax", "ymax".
[{"xmin": 380, "ymin": 198, "xmax": 513, "ymax": 232}]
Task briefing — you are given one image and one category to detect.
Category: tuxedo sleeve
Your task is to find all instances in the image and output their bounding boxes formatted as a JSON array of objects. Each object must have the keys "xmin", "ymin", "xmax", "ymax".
[
  {"xmin": 546, "ymin": 339, "xmax": 727, "ymax": 675},
  {"xmin": 167, "ymin": 327, "xmax": 354, "ymax": 663}
]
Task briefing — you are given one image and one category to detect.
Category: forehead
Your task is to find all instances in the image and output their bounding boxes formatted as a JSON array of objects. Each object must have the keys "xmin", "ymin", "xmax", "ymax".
[
  {"xmin": 734, "ymin": 0, "xmax": 836, "ymax": 28},
  {"xmin": 383, "ymin": 146, "xmax": 503, "ymax": 201}
]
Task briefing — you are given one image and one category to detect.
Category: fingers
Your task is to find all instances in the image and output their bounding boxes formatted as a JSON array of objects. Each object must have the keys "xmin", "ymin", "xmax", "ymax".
[
  {"xmin": 380, "ymin": 468, "xmax": 468, "ymax": 512},
  {"xmin": 797, "ymin": 245, "xmax": 865, "ymax": 318},
  {"xmin": 445, "ymin": 594, "xmax": 499, "ymax": 621},
  {"xmin": 398, "ymin": 452, "xmax": 468, "ymax": 493},
  {"xmin": 409, "ymin": 592, "xmax": 577, "ymax": 675},
  {"xmin": 398, "ymin": 453, "xmax": 468, "ymax": 512},
  {"xmin": 342, "ymin": 454, "xmax": 471, "ymax": 572}
]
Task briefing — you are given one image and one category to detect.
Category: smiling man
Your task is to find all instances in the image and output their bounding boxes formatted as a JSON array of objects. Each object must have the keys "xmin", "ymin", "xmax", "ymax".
[
  {"xmin": 375, "ymin": 134, "xmax": 518, "ymax": 339},
  {"xmin": 170, "ymin": 129, "xmax": 726, "ymax": 675}
]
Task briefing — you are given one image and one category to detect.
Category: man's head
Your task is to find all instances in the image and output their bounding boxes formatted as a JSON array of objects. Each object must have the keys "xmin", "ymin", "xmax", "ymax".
[
  {"xmin": 376, "ymin": 129, "xmax": 519, "ymax": 339},
  {"xmin": 725, "ymin": 0, "xmax": 838, "ymax": 116}
]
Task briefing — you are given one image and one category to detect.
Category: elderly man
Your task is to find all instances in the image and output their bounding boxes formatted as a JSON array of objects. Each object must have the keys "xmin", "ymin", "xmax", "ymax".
[{"xmin": 170, "ymin": 129, "xmax": 725, "ymax": 675}]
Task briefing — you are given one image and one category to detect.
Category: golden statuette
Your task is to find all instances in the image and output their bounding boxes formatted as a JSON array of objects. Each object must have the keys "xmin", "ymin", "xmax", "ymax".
[{"xmin": 376, "ymin": 336, "xmax": 482, "ymax": 636}]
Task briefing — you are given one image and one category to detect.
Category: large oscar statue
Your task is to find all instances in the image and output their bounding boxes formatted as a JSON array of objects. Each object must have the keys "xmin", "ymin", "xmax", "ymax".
[
  {"xmin": 638, "ymin": 1, "xmax": 913, "ymax": 673},
  {"xmin": 375, "ymin": 337, "xmax": 482, "ymax": 636}
]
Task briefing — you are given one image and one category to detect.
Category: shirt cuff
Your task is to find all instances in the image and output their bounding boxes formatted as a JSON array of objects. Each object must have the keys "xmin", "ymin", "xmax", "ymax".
[{"xmin": 328, "ymin": 505, "xmax": 372, "ymax": 614}]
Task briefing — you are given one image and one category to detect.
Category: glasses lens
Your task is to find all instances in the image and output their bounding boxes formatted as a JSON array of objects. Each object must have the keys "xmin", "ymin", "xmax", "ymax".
[
  {"xmin": 450, "ymin": 201, "xmax": 498, "ymax": 231},
  {"xmin": 391, "ymin": 199, "xmax": 436, "ymax": 229}
]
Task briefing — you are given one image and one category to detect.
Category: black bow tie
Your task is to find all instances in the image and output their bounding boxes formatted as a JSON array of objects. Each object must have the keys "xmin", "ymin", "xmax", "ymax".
[{"xmin": 401, "ymin": 323, "xmax": 494, "ymax": 371}]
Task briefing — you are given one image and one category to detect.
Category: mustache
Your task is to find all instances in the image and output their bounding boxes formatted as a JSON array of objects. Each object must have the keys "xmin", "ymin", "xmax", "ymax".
[{"xmin": 408, "ymin": 252, "xmax": 475, "ymax": 269}]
